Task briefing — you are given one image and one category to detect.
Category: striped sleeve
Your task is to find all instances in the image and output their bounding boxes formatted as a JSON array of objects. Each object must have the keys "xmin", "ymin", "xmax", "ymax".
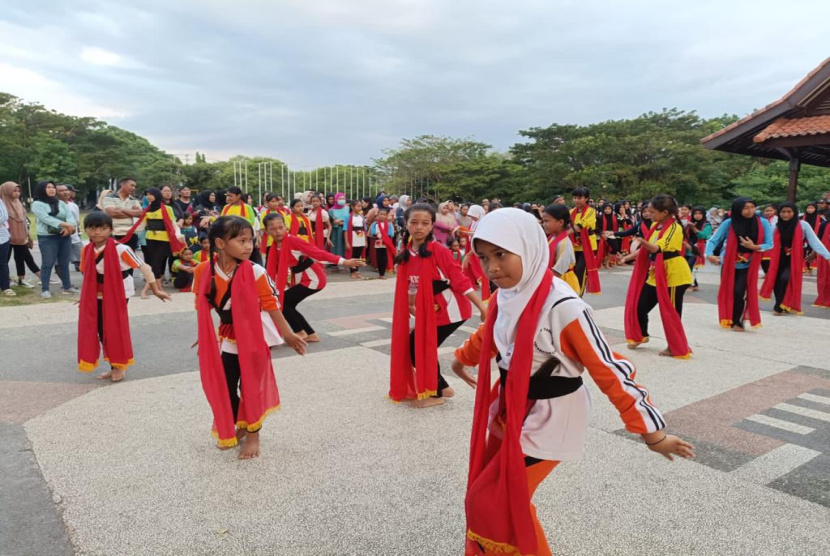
[
  {"xmin": 252, "ymin": 264, "xmax": 281, "ymax": 311},
  {"xmin": 117, "ymin": 244, "xmax": 143, "ymax": 269},
  {"xmin": 656, "ymin": 222, "xmax": 682, "ymax": 253},
  {"xmin": 559, "ymin": 307, "xmax": 665, "ymax": 434}
]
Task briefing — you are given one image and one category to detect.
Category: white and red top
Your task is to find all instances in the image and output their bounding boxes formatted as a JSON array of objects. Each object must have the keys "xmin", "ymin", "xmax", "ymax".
[
  {"xmin": 274, "ymin": 235, "xmax": 344, "ymax": 290},
  {"xmin": 404, "ymin": 241, "xmax": 474, "ymax": 326}
]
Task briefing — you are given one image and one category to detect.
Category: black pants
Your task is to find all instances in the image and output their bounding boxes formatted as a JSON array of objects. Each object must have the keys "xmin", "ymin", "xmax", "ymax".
[
  {"xmin": 351, "ymin": 245, "xmax": 364, "ymax": 261},
  {"xmin": 637, "ymin": 283, "xmax": 688, "ymax": 337},
  {"xmin": 220, "ymin": 351, "xmax": 257, "ymax": 429},
  {"xmin": 409, "ymin": 320, "xmax": 465, "ymax": 398},
  {"xmin": 773, "ymin": 256, "xmax": 792, "ymax": 313},
  {"xmin": 732, "ymin": 267, "xmax": 749, "ymax": 327},
  {"xmin": 173, "ymin": 272, "xmax": 194, "ymax": 290},
  {"xmin": 283, "ymin": 285, "xmax": 320, "ymax": 334},
  {"xmin": 761, "ymin": 259, "xmax": 771, "ymax": 275},
  {"xmin": 685, "ymin": 254, "xmax": 698, "ymax": 288},
  {"xmin": 8, "ymin": 244, "xmax": 40, "ymax": 277},
  {"xmin": 573, "ymin": 250, "xmax": 596, "ymax": 295},
  {"xmin": 376, "ymin": 248, "xmax": 388, "ymax": 277},
  {"xmin": 144, "ymin": 239, "xmax": 173, "ymax": 279}
]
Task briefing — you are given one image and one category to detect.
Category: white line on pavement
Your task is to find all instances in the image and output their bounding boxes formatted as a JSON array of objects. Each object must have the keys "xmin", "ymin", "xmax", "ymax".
[
  {"xmin": 378, "ymin": 317, "xmax": 394, "ymax": 323},
  {"xmin": 744, "ymin": 414, "xmax": 815, "ymax": 435},
  {"xmin": 731, "ymin": 444, "xmax": 821, "ymax": 485},
  {"xmin": 797, "ymin": 393, "xmax": 830, "ymax": 407},
  {"xmin": 361, "ymin": 338, "xmax": 392, "ymax": 348},
  {"xmin": 775, "ymin": 403, "xmax": 830, "ymax": 423},
  {"xmin": 327, "ymin": 326, "xmax": 386, "ymax": 337}
]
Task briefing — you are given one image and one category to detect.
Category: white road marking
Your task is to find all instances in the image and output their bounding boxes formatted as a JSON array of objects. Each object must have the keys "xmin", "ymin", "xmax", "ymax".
[
  {"xmin": 797, "ymin": 393, "xmax": 830, "ymax": 407},
  {"xmin": 731, "ymin": 444, "xmax": 821, "ymax": 485},
  {"xmin": 327, "ymin": 326, "xmax": 386, "ymax": 337},
  {"xmin": 745, "ymin": 414, "xmax": 815, "ymax": 435},
  {"xmin": 361, "ymin": 338, "xmax": 392, "ymax": 348},
  {"xmin": 775, "ymin": 403, "xmax": 830, "ymax": 423}
]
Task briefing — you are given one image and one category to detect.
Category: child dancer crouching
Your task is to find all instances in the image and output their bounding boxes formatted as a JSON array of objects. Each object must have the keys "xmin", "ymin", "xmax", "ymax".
[
  {"xmin": 78, "ymin": 212, "xmax": 170, "ymax": 381},
  {"xmin": 456, "ymin": 208, "xmax": 694, "ymax": 555},
  {"xmin": 192, "ymin": 216, "xmax": 307, "ymax": 459}
]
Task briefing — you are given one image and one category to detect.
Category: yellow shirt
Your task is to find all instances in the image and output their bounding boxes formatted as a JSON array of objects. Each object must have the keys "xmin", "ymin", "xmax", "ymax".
[
  {"xmin": 645, "ymin": 221, "xmax": 693, "ymax": 287},
  {"xmin": 571, "ymin": 207, "xmax": 597, "ymax": 251},
  {"xmin": 145, "ymin": 206, "xmax": 177, "ymax": 242}
]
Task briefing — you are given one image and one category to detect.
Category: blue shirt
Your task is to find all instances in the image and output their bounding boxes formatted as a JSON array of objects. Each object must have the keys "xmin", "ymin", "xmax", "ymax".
[
  {"xmin": 705, "ymin": 217, "xmax": 774, "ymax": 269},
  {"xmin": 32, "ymin": 200, "xmax": 77, "ymax": 236},
  {"xmin": 0, "ymin": 199, "xmax": 9, "ymax": 244}
]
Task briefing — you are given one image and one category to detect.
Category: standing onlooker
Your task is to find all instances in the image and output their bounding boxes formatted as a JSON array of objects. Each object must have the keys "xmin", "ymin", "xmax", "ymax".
[
  {"xmin": 58, "ymin": 185, "xmax": 83, "ymax": 272},
  {"xmin": 173, "ymin": 186, "xmax": 195, "ymax": 223},
  {"xmin": 32, "ymin": 180, "xmax": 79, "ymax": 298},
  {"xmin": 103, "ymin": 178, "xmax": 144, "ymax": 251},
  {"xmin": 0, "ymin": 188, "xmax": 13, "ymax": 296},
  {"xmin": 0, "ymin": 182, "xmax": 41, "ymax": 288}
]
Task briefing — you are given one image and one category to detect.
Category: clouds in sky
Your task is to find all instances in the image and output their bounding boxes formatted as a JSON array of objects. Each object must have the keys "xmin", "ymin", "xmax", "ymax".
[{"xmin": 1, "ymin": 0, "xmax": 828, "ymax": 167}]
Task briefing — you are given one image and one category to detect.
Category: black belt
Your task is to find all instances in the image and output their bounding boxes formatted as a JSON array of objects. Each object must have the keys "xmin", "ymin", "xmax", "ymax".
[
  {"xmin": 145, "ymin": 220, "xmax": 166, "ymax": 231},
  {"xmin": 216, "ymin": 307, "xmax": 233, "ymax": 325},
  {"xmin": 432, "ymin": 280, "xmax": 450, "ymax": 294},
  {"xmin": 499, "ymin": 357, "xmax": 583, "ymax": 400},
  {"xmin": 291, "ymin": 256, "xmax": 315, "ymax": 274},
  {"xmin": 650, "ymin": 251, "xmax": 681, "ymax": 261}
]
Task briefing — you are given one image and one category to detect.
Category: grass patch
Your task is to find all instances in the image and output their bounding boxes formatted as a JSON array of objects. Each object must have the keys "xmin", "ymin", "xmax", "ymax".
[{"xmin": 0, "ymin": 284, "xmax": 70, "ymax": 306}]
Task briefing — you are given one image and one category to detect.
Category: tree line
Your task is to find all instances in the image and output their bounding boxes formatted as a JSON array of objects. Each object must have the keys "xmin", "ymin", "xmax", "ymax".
[{"xmin": 2, "ymin": 93, "xmax": 828, "ymax": 207}]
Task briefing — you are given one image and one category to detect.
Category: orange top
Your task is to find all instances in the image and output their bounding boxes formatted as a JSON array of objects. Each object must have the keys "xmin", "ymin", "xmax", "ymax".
[{"xmin": 192, "ymin": 261, "xmax": 279, "ymax": 312}]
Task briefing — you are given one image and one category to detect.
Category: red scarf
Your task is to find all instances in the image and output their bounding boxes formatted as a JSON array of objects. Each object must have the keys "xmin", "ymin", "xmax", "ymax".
[
  {"xmin": 547, "ymin": 231, "xmax": 569, "ymax": 270},
  {"xmin": 717, "ymin": 218, "xmax": 764, "ymax": 328},
  {"xmin": 259, "ymin": 209, "xmax": 277, "ymax": 254},
  {"xmin": 289, "ymin": 212, "xmax": 312, "ymax": 241},
  {"xmin": 760, "ymin": 223, "xmax": 804, "ymax": 314},
  {"xmin": 623, "ymin": 220, "xmax": 691, "ymax": 358},
  {"xmin": 197, "ymin": 259, "xmax": 280, "ymax": 447},
  {"xmin": 596, "ymin": 214, "xmax": 618, "ymax": 262},
  {"xmin": 221, "ymin": 202, "xmax": 249, "ymax": 219},
  {"xmin": 377, "ymin": 221, "xmax": 397, "ymax": 270},
  {"xmin": 570, "ymin": 206, "xmax": 601, "ymax": 294},
  {"xmin": 389, "ymin": 244, "xmax": 437, "ymax": 401},
  {"xmin": 118, "ymin": 205, "xmax": 186, "ymax": 255},
  {"xmin": 465, "ymin": 271, "xmax": 553, "ymax": 555},
  {"xmin": 815, "ymin": 224, "xmax": 830, "ymax": 308},
  {"xmin": 345, "ymin": 214, "xmax": 354, "ymax": 259},
  {"xmin": 266, "ymin": 236, "xmax": 293, "ymax": 307},
  {"xmin": 78, "ymin": 239, "xmax": 133, "ymax": 371},
  {"xmin": 313, "ymin": 206, "xmax": 326, "ymax": 250},
  {"xmin": 467, "ymin": 253, "xmax": 491, "ymax": 300}
]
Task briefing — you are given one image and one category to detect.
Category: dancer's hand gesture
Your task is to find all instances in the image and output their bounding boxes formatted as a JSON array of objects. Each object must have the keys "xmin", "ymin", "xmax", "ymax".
[
  {"xmin": 642, "ymin": 432, "xmax": 695, "ymax": 461},
  {"xmin": 285, "ymin": 333, "xmax": 307, "ymax": 356},
  {"xmin": 451, "ymin": 359, "xmax": 477, "ymax": 389}
]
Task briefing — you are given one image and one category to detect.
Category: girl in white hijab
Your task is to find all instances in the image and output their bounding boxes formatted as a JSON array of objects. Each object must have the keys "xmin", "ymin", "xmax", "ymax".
[{"xmin": 457, "ymin": 209, "xmax": 693, "ymax": 556}]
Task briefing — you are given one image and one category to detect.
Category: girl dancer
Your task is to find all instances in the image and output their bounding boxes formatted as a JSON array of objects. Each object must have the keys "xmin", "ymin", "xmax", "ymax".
[
  {"xmin": 457, "ymin": 208, "xmax": 693, "ymax": 556},
  {"xmin": 263, "ymin": 213, "xmax": 364, "ymax": 342},
  {"xmin": 541, "ymin": 203, "xmax": 580, "ymax": 292},
  {"xmin": 706, "ymin": 198, "xmax": 773, "ymax": 331},
  {"xmin": 816, "ymin": 219, "xmax": 830, "ymax": 308},
  {"xmin": 620, "ymin": 194, "xmax": 693, "ymax": 358},
  {"xmin": 569, "ymin": 187, "xmax": 601, "ymax": 295},
  {"xmin": 344, "ymin": 200, "xmax": 368, "ymax": 279},
  {"xmin": 307, "ymin": 194, "xmax": 332, "ymax": 252},
  {"xmin": 369, "ymin": 207, "xmax": 396, "ymax": 279},
  {"xmin": 192, "ymin": 216, "xmax": 306, "ymax": 459},
  {"xmin": 78, "ymin": 212, "xmax": 170, "ymax": 381},
  {"xmin": 760, "ymin": 202, "xmax": 830, "ymax": 315},
  {"xmin": 802, "ymin": 202, "xmax": 823, "ymax": 274},
  {"xmin": 596, "ymin": 202, "xmax": 619, "ymax": 269},
  {"xmin": 285, "ymin": 199, "xmax": 313, "ymax": 243},
  {"xmin": 389, "ymin": 203, "xmax": 487, "ymax": 408}
]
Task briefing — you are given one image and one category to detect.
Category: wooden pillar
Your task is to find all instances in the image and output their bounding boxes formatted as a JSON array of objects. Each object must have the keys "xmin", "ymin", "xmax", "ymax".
[{"xmin": 787, "ymin": 157, "xmax": 801, "ymax": 202}]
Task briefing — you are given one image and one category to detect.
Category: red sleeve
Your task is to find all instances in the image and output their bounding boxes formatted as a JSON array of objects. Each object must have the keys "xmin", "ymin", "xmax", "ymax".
[
  {"xmin": 291, "ymin": 235, "xmax": 340, "ymax": 264},
  {"xmin": 434, "ymin": 243, "xmax": 474, "ymax": 294}
]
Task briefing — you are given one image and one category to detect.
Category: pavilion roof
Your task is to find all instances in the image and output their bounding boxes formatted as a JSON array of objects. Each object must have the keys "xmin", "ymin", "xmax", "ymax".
[{"xmin": 701, "ymin": 58, "xmax": 830, "ymax": 168}]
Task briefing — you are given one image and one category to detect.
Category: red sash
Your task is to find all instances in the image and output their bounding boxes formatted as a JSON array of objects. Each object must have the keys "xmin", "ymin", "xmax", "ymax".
[
  {"xmin": 266, "ymin": 237, "xmax": 293, "ymax": 307},
  {"xmin": 78, "ymin": 239, "xmax": 133, "ymax": 371},
  {"xmin": 196, "ymin": 260, "xmax": 280, "ymax": 447},
  {"xmin": 815, "ymin": 224, "xmax": 830, "ymax": 308},
  {"xmin": 760, "ymin": 223, "xmax": 804, "ymax": 314},
  {"xmin": 717, "ymin": 218, "xmax": 764, "ymax": 328},
  {"xmin": 389, "ymin": 245, "xmax": 437, "ymax": 401},
  {"xmin": 377, "ymin": 221, "xmax": 396, "ymax": 270},
  {"xmin": 570, "ymin": 206, "xmax": 600, "ymax": 294},
  {"xmin": 547, "ymin": 230, "xmax": 569, "ymax": 270},
  {"xmin": 596, "ymin": 214, "xmax": 617, "ymax": 262},
  {"xmin": 623, "ymin": 220, "xmax": 691, "ymax": 358},
  {"xmin": 466, "ymin": 253, "xmax": 490, "ymax": 300},
  {"xmin": 118, "ymin": 205, "xmax": 185, "ymax": 255},
  {"xmin": 289, "ymin": 213, "xmax": 312, "ymax": 241},
  {"xmin": 465, "ymin": 271, "xmax": 553, "ymax": 555},
  {"xmin": 313, "ymin": 206, "xmax": 326, "ymax": 250}
]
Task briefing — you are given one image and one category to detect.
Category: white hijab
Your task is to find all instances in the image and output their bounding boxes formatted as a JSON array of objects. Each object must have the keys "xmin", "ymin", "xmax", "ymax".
[
  {"xmin": 467, "ymin": 204, "xmax": 486, "ymax": 231},
  {"xmin": 473, "ymin": 208, "xmax": 550, "ymax": 361}
]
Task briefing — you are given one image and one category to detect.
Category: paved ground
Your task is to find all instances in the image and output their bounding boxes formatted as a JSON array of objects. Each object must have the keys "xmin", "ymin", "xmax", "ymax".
[{"xmin": 2, "ymin": 262, "xmax": 829, "ymax": 556}]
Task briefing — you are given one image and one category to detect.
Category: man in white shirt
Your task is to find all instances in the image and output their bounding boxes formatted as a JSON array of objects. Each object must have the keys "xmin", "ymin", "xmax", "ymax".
[
  {"xmin": 58, "ymin": 184, "xmax": 83, "ymax": 271},
  {"xmin": 103, "ymin": 177, "xmax": 144, "ymax": 250}
]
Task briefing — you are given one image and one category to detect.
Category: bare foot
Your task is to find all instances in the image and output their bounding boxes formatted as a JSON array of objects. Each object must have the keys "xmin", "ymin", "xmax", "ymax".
[
  {"xmin": 238, "ymin": 432, "xmax": 260, "ymax": 459},
  {"xmin": 732, "ymin": 325, "xmax": 745, "ymax": 332},
  {"xmin": 627, "ymin": 342, "xmax": 644, "ymax": 349},
  {"xmin": 689, "ymin": 286, "xmax": 699, "ymax": 292},
  {"xmin": 442, "ymin": 386, "xmax": 455, "ymax": 398},
  {"xmin": 111, "ymin": 368, "xmax": 126, "ymax": 382},
  {"xmin": 772, "ymin": 311, "xmax": 783, "ymax": 316},
  {"xmin": 236, "ymin": 428, "xmax": 248, "ymax": 442},
  {"xmin": 96, "ymin": 370, "xmax": 113, "ymax": 380},
  {"xmin": 305, "ymin": 333, "xmax": 321, "ymax": 343},
  {"xmin": 350, "ymin": 273, "xmax": 361, "ymax": 280},
  {"xmin": 140, "ymin": 286, "xmax": 150, "ymax": 300},
  {"xmin": 378, "ymin": 275, "xmax": 387, "ymax": 280},
  {"xmin": 658, "ymin": 349, "xmax": 673, "ymax": 357},
  {"xmin": 297, "ymin": 331, "xmax": 308, "ymax": 339},
  {"xmin": 408, "ymin": 397, "xmax": 445, "ymax": 408}
]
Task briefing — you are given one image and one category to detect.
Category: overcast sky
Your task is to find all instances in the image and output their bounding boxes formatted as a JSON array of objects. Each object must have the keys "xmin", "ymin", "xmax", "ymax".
[{"xmin": 2, "ymin": 0, "xmax": 828, "ymax": 168}]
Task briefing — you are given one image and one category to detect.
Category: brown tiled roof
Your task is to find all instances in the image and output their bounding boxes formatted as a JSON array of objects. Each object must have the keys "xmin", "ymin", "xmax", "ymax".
[
  {"xmin": 754, "ymin": 115, "xmax": 830, "ymax": 143},
  {"xmin": 701, "ymin": 57, "xmax": 830, "ymax": 144}
]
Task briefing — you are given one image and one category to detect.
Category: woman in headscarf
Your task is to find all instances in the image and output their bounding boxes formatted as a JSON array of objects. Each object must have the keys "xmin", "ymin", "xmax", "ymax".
[
  {"xmin": 760, "ymin": 202, "xmax": 830, "ymax": 315},
  {"xmin": 328, "ymin": 192, "xmax": 350, "ymax": 258},
  {"xmin": 455, "ymin": 208, "xmax": 693, "ymax": 556},
  {"xmin": 31, "ymin": 180, "xmax": 79, "ymax": 297},
  {"xmin": 434, "ymin": 201, "xmax": 458, "ymax": 245},
  {"xmin": 706, "ymin": 197, "xmax": 774, "ymax": 331},
  {"xmin": 684, "ymin": 206, "xmax": 712, "ymax": 291},
  {"xmin": 802, "ymin": 202, "xmax": 823, "ymax": 274},
  {"xmin": 395, "ymin": 194, "xmax": 411, "ymax": 229},
  {"xmin": 0, "ymin": 182, "xmax": 42, "ymax": 288}
]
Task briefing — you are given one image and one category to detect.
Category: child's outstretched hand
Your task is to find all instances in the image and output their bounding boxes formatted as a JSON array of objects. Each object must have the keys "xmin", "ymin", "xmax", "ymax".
[
  {"xmin": 154, "ymin": 290, "xmax": 173, "ymax": 303},
  {"xmin": 285, "ymin": 333, "xmax": 307, "ymax": 356},
  {"xmin": 642, "ymin": 432, "xmax": 695, "ymax": 461},
  {"xmin": 450, "ymin": 359, "xmax": 477, "ymax": 389}
]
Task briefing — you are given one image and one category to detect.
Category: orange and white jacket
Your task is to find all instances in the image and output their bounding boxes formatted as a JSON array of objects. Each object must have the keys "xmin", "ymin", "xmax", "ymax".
[{"xmin": 456, "ymin": 276, "xmax": 665, "ymax": 461}]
